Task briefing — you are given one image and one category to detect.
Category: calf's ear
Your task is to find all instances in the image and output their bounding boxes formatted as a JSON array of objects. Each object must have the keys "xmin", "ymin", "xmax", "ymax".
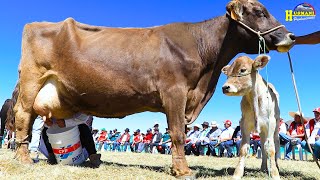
[
  {"xmin": 253, "ymin": 55, "xmax": 270, "ymax": 70},
  {"xmin": 226, "ymin": 0, "xmax": 243, "ymax": 21},
  {"xmin": 221, "ymin": 65, "xmax": 230, "ymax": 75}
]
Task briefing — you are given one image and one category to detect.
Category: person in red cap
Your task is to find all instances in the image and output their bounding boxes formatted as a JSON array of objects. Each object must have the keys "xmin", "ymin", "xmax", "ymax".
[
  {"xmin": 301, "ymin": 108, "xmax": 320, "ymax": 159},
  {"xmin": 218, "ymin": 120, "xmax": 234, "ymax": 157}
]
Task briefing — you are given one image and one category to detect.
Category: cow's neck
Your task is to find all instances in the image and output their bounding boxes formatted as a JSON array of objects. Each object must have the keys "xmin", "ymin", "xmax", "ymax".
[
  {"xmin": 243, "ymin": 73, "xmax": 269, "ymax": 132},
  {"xmin": 191, "ymin": 15, "xmax": 241, "ymax": 72}
]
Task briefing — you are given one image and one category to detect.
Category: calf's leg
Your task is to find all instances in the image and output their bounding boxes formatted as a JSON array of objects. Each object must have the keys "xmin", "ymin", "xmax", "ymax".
[{"xmin": 233, "ymin": 123, "xmax": 252, "ymax": 180}]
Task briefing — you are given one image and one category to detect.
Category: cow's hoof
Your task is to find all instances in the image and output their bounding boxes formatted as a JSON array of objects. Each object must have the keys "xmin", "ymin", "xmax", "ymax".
[
  {"xmin": 177, "ymin": 174, "xmax": 196, "ymax": 180},
  {"xmin": 15, "ymin": 153, "xmax": 33, "ymax": 164},
  {"xmin": 273, "ymin": 176, "xmax": 281, "ymax": 180},
  {"xmin": 172, "ymin": 168, "xmax": 193, "ymax": 178},
  {"xmin": 232, "ymin": 175, "xmax": 241, "ymax": 180},
  {"xmin": 15, "ymin": 145, "xmax": 33, "ymax": 164}
]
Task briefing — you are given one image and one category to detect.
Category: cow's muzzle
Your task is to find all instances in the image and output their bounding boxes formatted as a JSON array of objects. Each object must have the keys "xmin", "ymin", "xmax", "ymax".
[
  {"xmin": 222, "ymin": 85, "xmax": 231, "ymax": 94},
  {"xmin": 275, "ymin": 33, "xmax": 295, "ymax": 52}
]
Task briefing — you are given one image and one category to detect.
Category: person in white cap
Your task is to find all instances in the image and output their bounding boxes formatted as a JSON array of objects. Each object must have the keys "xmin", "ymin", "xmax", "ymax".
[
  {"xmin": 208, "ymin": 121, "xmax": 222, "ymax": 156},
  {"xmin": 185, "ymin": 124, "xmax": 201, "ymax": 155},
  {"xmin": 282, "ymin": 111, "xmax": 306, "ymax": 160},
  {"xmin": 301, "ymin": 107, "xmax": 320, "ymax": 159}
]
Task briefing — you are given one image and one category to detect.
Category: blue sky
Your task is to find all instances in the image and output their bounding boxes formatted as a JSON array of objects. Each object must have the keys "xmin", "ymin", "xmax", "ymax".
[{"xmin": 0, "ymin": 0, "xmax": 319, "ymax": 134}]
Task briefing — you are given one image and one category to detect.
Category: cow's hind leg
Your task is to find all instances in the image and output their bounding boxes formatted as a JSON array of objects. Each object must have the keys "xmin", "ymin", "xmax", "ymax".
[
  {"xmin": 261, "ymin": 128, "xmax": 280, "ymax": 180},
  {"xmin": 163, "ymin": 88, "xmax": 192, "ymax": 177},
  {"xmin": 233, "ymin": 121, "xmax": 252, "ymax": 180}
]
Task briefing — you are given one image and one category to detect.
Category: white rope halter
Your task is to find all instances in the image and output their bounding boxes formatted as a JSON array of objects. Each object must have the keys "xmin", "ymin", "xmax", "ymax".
[{"xmin": 226, "ymin": 11, "xmax": 285, "ymax": 38}]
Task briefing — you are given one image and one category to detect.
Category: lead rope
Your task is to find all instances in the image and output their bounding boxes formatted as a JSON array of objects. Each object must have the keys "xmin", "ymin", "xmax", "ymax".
[
  {"xmin": 287, "ymin": 52, "xmax": 320, "ymax": 169},
  {"xmin": 257, "ymin": 35, "xmax": 272, "ymax": 179}
]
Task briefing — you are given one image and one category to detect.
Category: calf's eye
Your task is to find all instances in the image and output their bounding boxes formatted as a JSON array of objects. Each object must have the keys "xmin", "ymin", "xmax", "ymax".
[{"xmin": 240, "ymin": 69, "xmax": 246, "ymax": 73}]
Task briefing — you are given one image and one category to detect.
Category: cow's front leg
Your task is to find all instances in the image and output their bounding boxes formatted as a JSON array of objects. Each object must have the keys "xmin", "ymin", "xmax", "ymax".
[
  {"xmin": 14, "ymin": 103, "xmax": 37, "ymax": 164},
  {"xmin": 163, "ymin": 89, "xmax": 192, "ymax": 177},
  {"xmin": 14, "ymin": 80, "xmax": 42, "ymax": 163}
]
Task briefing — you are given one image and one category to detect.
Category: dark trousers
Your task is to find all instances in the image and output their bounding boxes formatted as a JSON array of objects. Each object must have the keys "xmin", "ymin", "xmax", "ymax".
[
  {"xmin": 250, "ymin": 140, "xmax": 261, "ymax": 154},
  {"xmin": 185, "ymin": 143, "xmax": 199, "ymax": 156},
  {"xmin": 42, "ymin": 124, "xmax": 97, "ymax": 156}
]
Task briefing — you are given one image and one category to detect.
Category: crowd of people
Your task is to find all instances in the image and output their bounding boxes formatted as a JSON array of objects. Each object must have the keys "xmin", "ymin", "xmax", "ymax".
[
  {"xmin": 93, "ymin": 122, "xmax": 172, "ymax": 154},
  {"xmin": 92, "ymin": 107, "xmax": 320, "ymax": 160}
]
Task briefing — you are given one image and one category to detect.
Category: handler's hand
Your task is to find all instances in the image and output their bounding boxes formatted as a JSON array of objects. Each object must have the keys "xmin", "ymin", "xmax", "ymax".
[
  {"xmin": 43, "ymin": 116, "xmax": 53, "ymax": 127},
  {"xmin": 56, "ymin": 119, "xmax": 66, "ymax": 128}
]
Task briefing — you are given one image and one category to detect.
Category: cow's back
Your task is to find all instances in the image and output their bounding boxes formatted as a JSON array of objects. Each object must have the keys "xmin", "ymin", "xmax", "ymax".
[{"xmin": 21, "ymin": 18, "xmax": 202, "ymax": 118}]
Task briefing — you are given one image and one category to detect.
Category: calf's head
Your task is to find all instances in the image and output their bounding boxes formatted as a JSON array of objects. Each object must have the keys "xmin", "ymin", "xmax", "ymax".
[
  {"xmin": 221, "ymin": 55, "xmax": 270, "ymax": 96},
  {"xmin": 227, "ymin": 0, "xmax": 295, "ymax": 53}
]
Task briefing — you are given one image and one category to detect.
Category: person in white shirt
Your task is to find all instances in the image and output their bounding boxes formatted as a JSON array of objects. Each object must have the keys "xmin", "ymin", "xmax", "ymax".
[
  {"xmin": 218, "ymin": 120, "xmax": 235, "ymax": 157},
  {"xmin": 208, "ymin": 121, "xmax": 222, "ymax": 156},
  {"xmin": 185, "ymin": 124, "xmax": 201, "ymax": 155},
  {"xmin": 301, "ymin": 108, "xmax": 320, "ymax": 159}
]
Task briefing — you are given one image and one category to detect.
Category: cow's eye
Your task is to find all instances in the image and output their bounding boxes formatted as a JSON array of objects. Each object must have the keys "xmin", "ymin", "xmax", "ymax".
[
  {"xmin": 255, "ymin": 9, "xmax": 264, "ymax": 17},
  {"xmin": 240, "ymin": 68, "xmax": 246, "ymax": 73}
]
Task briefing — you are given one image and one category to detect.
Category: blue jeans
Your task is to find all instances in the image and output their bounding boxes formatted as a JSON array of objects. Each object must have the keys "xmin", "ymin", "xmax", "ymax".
[
  {"xmin": 219, "ymin": 140, "xmax": 234, "ymax": 157},
  {"xmin": 301, "ymin": 140, "xmax": 320, "ymax": 159},
  {"xmin": 208, "ymin": 140, "xmax": 218, "ymax": 156},
  {"xmin": 29, "ymin": 117, "xmax": 44, "ymax": 152},
  {"xmin": 235, "ymin": 140, "xmax": 242, "ymax": 156},
  {"xmin": 279, "ymin": 132, "xmax": 301, "ymax": 159}
]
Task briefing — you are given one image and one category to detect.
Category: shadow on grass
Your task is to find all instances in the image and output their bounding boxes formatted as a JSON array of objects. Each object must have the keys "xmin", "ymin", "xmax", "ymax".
[
  {"xmin": 190, "ymin": 166, "xmax": 317, "ymax": 180},
  {"xmin": 88, "ymin": 160, "xmax": 317, "ymax": 179}
]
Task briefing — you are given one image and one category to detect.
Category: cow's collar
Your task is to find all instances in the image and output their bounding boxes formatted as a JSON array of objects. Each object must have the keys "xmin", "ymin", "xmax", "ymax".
[{"xmin": 226, "ymin": 12, "xmax": 285, "ymax": 37}]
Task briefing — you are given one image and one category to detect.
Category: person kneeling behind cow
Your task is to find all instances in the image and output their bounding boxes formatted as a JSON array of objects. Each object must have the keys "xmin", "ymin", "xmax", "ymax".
[
  {"xmin": 42, "ymin": 113, "xmax": 102, "ymax": 167},
  {"xmin": 222, "ymin": 55, "xmax": 281, "ymax": 180}
]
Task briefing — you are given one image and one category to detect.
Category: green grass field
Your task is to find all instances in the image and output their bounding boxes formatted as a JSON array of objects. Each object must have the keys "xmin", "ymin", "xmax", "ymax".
[{"xmin": 0, "ymin": 149, "xmax": 318, "ymax": 180}]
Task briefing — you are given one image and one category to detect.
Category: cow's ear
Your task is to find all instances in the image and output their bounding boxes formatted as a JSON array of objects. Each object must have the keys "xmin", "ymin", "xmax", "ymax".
[
  {"xmin": 253, "ymin": 55, "xmax": 270, "ymax": 70},
  {"xmin": 221, "ymin": 65, "xmax": 230, "ymax": 75},
  {"xmin": 226, "ymin": 0, "xmax": 243, "ymax": 21}
]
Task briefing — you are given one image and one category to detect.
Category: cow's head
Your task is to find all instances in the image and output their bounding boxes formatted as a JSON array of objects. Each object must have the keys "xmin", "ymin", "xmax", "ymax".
[
  {"xmin": 221, "ymin": 55, "xmax": 269, "ymax": 96},
  {"xmin": 227, "ymin": 0, "xmax": 295, "ymax": 53}
]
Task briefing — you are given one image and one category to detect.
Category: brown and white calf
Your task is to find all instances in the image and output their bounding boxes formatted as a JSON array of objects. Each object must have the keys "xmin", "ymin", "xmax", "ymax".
[{"xmin": 221, "ymin": 55, "xmax": 280, "ymax": 180}]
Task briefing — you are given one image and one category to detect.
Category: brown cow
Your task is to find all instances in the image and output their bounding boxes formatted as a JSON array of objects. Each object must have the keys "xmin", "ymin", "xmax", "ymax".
[{"xmin": 14, "ymin": 0, "xmax": 294, "ymax": 177}]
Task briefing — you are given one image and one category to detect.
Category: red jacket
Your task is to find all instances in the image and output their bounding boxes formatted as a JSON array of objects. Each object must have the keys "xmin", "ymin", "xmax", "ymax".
[
  {"xmin": 144, "ymin": 132, "xmax": 153, "ymax": 143},
  {"xmin": 308, "ymin": 119, "xmax": 316, "ymax": 135},
  {"xmin": 288, "ymin": 121, "xmax": 305, "ymax": 140},
  {"xmin": 97, "ymin": 131, "xmax": 107, "ymax": 142}
]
